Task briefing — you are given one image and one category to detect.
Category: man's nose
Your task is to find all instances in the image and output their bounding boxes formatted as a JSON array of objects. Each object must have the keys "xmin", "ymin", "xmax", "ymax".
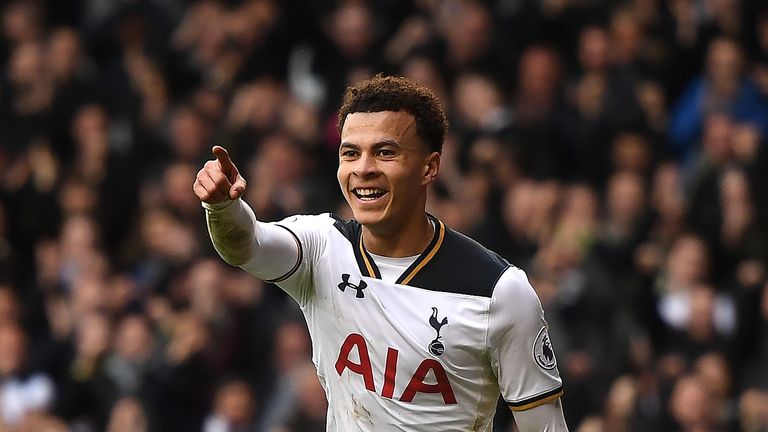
[{"xmin": 353, "ymin": 153, "xmax": 379, "ymax": 177}]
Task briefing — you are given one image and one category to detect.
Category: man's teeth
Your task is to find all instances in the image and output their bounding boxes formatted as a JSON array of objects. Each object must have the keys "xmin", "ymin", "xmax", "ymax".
[
  {"xmin": 357, "ymin": 188, "xmax": 382, "ymax": 196},
  {"xmin": 355, "ymin": 188, "xmax": 386, "ymax": 200}
]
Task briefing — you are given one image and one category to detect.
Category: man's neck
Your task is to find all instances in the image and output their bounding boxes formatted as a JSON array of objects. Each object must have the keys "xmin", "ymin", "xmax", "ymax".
[{"xmin": 362, "ymin": 214, "xmax": 434, "ymax": 258}]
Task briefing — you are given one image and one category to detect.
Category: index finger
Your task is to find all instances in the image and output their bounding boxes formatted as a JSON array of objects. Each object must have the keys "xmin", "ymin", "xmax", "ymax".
[{"xmin": 212, "ymin": 146, "xmax": 237, "ymax": 179}]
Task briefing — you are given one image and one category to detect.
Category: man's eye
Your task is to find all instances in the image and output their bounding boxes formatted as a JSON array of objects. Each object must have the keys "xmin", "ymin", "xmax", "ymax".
[
  {"xmin": 378, "ymin": 149, "xmax": 395, "ymax": 157},
  {"xmin": 341, "ymin": 150, "xmax": 357, "ymax": 157}
]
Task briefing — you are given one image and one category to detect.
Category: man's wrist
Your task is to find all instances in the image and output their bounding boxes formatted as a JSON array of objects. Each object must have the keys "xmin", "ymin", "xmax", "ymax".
[{"xmin": 201, "ymin": 199, "xmax": 238, "ymax": 211}]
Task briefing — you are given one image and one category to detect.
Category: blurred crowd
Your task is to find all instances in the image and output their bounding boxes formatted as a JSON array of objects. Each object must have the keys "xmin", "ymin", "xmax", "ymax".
[{"xmin": 0, "ymin": 0, "xmax": 768, "ymax": 431}]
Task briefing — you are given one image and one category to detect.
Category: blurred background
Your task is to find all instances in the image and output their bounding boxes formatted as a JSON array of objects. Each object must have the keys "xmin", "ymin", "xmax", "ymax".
[{"xmin": 0, "ymin": 0, "xmax": 767, "ymax": 431}]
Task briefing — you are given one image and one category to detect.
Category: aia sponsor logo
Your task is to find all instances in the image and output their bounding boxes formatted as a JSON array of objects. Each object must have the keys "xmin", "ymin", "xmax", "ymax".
[{"xmin": 335, "ymin": 333, "xmax": 457, "ymax": 404}]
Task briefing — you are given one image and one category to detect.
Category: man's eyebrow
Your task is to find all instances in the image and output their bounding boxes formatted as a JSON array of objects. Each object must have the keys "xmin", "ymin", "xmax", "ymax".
[
  {"xmin": 339, "ymin": 140, "xmax": 402, "ymax": 149},
  {"xmin": 374, "ymin": 139, "xmax": 402, "ymax": 148},
  {"xmin": 368, "ymin": 139, "xmax": 404, "ymax": 151}
]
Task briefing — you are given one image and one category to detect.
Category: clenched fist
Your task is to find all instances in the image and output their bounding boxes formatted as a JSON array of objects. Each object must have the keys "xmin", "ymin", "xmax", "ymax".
[{"xmin": 194, "ymin": 146, "xmax": 247, "ymax": 204}]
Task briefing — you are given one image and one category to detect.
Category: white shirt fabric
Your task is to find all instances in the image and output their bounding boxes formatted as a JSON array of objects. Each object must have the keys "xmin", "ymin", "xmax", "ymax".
[
  {"xmin": 368, "ymin": 253, "xmax": 419, "ymax": 283},
  {"xmin": 205, "ymin": 201, "xmax": 567, "ymax": 431},
  {"xmin": 0, "ymin": 373, "xmax": 54, "ymax": 425}
]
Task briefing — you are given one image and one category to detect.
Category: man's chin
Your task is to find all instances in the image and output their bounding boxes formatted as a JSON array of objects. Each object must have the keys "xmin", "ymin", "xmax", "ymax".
[
  {"xmin": 351, "ymin": 212, "xmax": 379, "ymax": 226},
  {"xmin": 350, "ymin": 208, "xmax": 385, "ymax": 227}
]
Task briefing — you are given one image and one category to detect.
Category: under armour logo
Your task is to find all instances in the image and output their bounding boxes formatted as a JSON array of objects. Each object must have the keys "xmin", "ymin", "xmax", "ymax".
[
  {"xmin": 428, "ymin": 307, "xmax": 449, "ymax": 356},
  {"xmin": 338, "ymin": 274, "xmax": 367, "ymax": 298}
]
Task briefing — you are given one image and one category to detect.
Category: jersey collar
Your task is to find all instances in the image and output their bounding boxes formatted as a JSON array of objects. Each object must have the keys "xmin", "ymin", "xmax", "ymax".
[{"xmin": 355, "ymin": 214, "xmax": 446, "ymax": 285}]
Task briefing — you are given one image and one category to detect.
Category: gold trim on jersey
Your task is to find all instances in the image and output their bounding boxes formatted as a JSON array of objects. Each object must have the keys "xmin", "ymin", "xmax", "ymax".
[
  {"xmin": 358, "ymin": 234, "xmax": 377, "ymax": 277},
  {"xmin": 508, "ymin": 388, "xmax": 564, "ymax": 411},
  {"xmin": 354, "ymin": 214, "xmax": 445, "ymax": 284},
  {"xmin": 398, "ymin": 219, "xmax": 445, "ymax": 285}
]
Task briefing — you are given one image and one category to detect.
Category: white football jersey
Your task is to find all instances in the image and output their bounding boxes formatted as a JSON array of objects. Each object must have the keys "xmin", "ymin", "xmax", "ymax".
[{"xmin": 265, "ymin": 213, "xmax": 563, "ymax": 431}]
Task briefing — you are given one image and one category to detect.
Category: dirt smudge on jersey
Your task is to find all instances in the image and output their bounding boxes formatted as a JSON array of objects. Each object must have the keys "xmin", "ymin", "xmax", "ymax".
[{"xmin": 351, "ymin": 394, "xmax": 374, "ymax": 424}]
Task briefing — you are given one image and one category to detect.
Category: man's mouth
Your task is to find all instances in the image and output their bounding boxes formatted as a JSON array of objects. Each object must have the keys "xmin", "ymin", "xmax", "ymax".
[{"xmin": 352, "ymin": 188, "xmax": 388, "ymax": 201}]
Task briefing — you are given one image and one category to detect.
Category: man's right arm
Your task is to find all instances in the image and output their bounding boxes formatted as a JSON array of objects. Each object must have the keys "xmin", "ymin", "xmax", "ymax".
[
  {"xmin": 195, "ymin": 146, "xmax": 300, "ymax": 282},
  {"xmin": 203, "ymin": 198, "xmax": 299, "ymax": 281}
]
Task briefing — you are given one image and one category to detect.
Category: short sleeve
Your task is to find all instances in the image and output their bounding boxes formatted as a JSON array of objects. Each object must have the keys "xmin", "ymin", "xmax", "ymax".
[
  {"xmin": 488, "ymin": 267, "xmax": 563, "ymax": 411},
  {"xmin": 268, "ymin": 214, "xmax": 332, "ymax": 305}
]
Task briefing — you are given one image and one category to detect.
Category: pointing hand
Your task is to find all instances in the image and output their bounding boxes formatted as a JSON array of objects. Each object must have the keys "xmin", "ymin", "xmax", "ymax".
[{"xmin": 193, "ymin": 146, "xmax": 247, "ymax": 204}]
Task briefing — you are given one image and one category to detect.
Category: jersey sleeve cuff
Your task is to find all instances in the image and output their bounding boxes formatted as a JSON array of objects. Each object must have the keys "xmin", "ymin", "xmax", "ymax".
[
  {"xmin": 507, "ymin": 385, "xmax": 564, "ymax": 411},
  {"xmin": 201, "ymin": 199, "xmax": 237, "ymax": 211}
]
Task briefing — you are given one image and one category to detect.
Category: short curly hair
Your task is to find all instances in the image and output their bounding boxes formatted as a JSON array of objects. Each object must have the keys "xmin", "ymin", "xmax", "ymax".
[{"xmin": 337, "ymin": 75, "xmax": 448, "ymax": 153}]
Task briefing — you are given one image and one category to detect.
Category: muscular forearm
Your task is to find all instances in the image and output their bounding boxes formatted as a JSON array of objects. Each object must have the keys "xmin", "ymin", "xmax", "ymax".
[
  {"xmin": 204, "ymin": 199, "xmax": 298, "ymax": 280},
  {"xmin": 204, "ymin": 199, "xmax": 255, "ymax": 266}
]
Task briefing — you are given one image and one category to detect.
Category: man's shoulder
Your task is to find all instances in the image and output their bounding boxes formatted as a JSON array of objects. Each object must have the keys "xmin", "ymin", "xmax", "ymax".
[
  {"xmin": 274, "ymin": 213, "xmax": 339, "ymax": 231},
  {"xmin": 407, "ymin": 224, "xmax": 511, "ymax": 298},
  {"xmin": 326, "ymin": 214, "xmax": 360, "ymax": 244},
  {"xmin": 271, "ymin": 213, "xmax": 347, "ymax": 250},
  {"xmin": 443, "ymin": 226, "xmax": 510, "ymax": 270}
]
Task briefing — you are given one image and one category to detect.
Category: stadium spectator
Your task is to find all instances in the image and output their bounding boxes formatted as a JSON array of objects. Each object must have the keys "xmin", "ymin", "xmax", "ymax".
[
  {"xmin": 203, "ymin": 378, "xmax": 257, "ymax": 432},
  {"xmin": 0, "ymin": 322, "xmax": 55, "ymax": 427},
  {"xmin": 669, "ymin": 37, "xmax": 768, "ymax": 164}
]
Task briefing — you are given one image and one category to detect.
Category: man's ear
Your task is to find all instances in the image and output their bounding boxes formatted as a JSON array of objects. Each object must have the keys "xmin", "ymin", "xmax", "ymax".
[{"xmin": 423, "ymin": 152, "xmax": 441, "ymax": 185}]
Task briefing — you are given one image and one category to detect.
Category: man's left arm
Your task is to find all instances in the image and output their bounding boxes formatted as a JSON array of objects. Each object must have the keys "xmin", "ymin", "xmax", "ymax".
[
  {"xmin": 511, "ymin": 399, "xmax": 568, "ymax": 432},
  {"xmin": 488, "ymin": 267, "xmax": 569, "ymax": 432}
]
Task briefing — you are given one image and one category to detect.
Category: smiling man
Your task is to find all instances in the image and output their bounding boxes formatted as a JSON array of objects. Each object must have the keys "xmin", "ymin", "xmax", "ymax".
[{"xmin": 194, "ymin": 75, "xmax": 568, "ymax": 431}]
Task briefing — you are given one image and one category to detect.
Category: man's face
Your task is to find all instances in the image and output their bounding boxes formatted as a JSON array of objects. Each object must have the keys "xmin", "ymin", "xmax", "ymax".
[{"xmin": 338, "ymin": 111, "xmax": 438, "ymax": 234}]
